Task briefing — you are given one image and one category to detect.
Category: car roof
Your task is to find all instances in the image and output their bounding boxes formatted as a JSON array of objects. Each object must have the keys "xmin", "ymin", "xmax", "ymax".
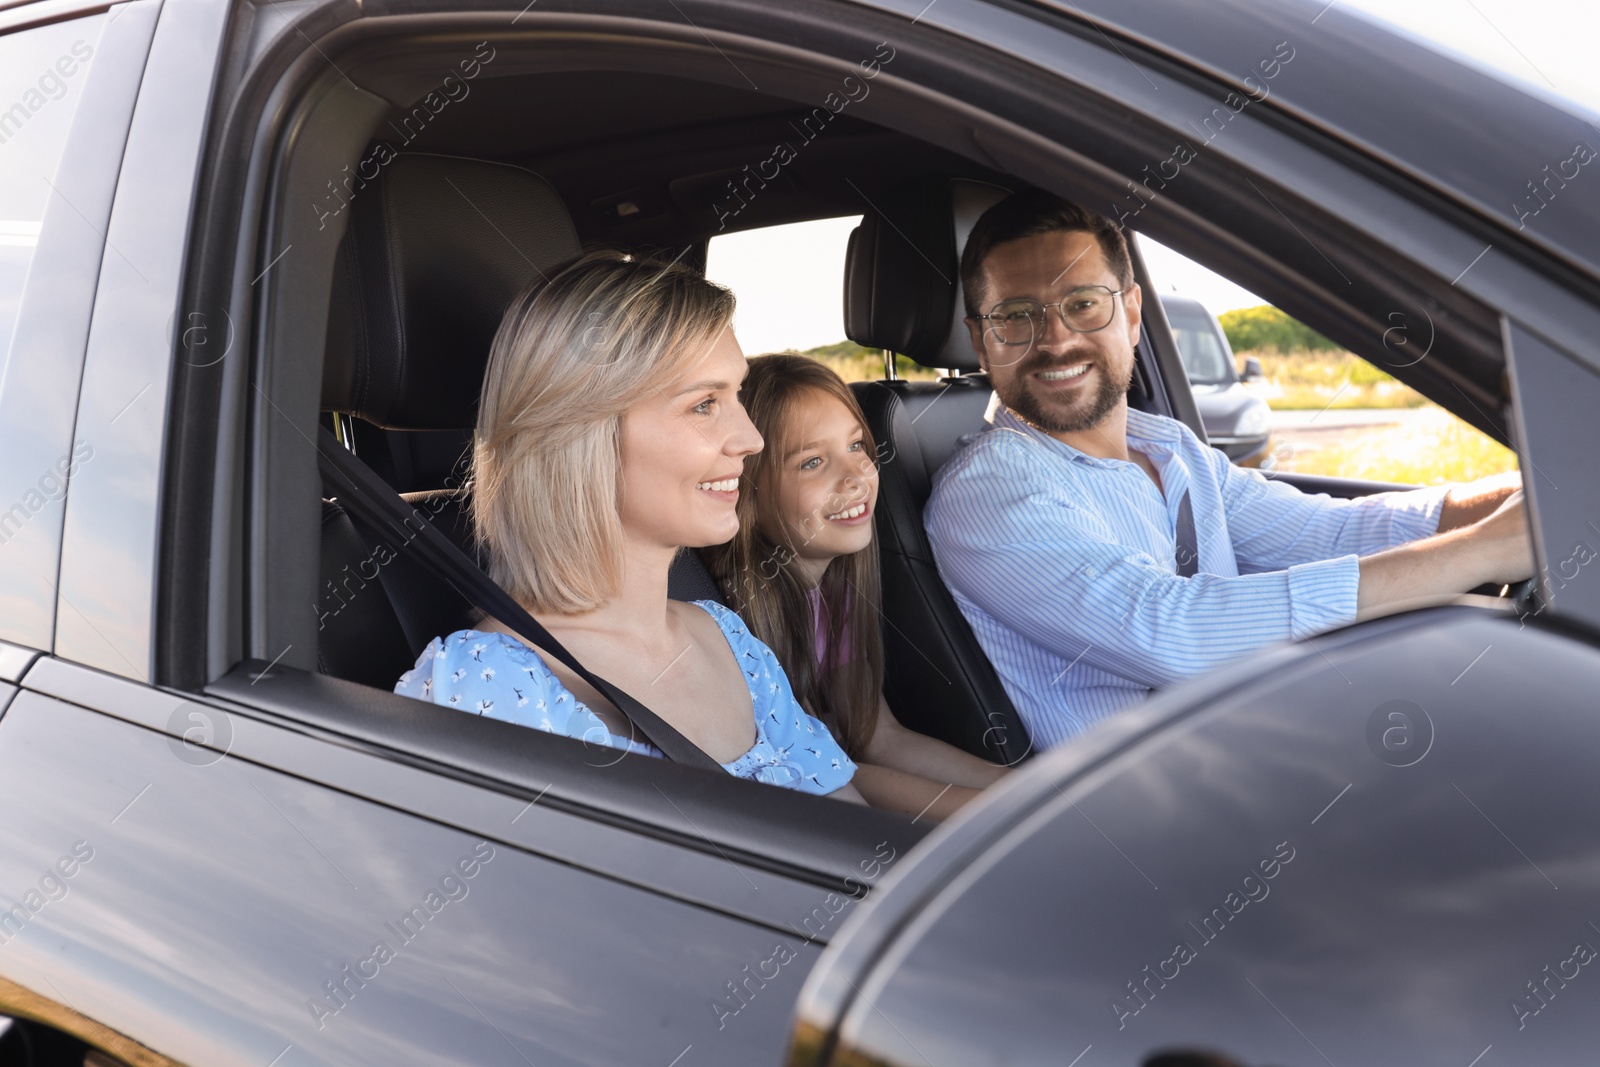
[
  {"xmin": 1050, "ymin": 0, "xmax": 1600, "ymax": 283},
  {"xmin": 397, "ymin": 2, "xmax": 1600, "ymax": 285},
  {"xmin": 1157, "ymin": 293, "xmax": 1211, "ymax": 315},
  {"xmin": 395, "ymin": 69, "xmax": 1002, "ymax": 249}
]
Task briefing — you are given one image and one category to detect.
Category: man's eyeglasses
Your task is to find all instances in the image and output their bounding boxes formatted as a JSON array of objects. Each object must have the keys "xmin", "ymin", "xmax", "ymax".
[{"xmin": 975, "ymin": 286, "xmax": 1129, "ymax": 346}]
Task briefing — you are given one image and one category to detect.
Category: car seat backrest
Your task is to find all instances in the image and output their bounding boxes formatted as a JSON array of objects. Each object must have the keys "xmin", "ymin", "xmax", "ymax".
[
  {"xmin": 317, "ymin": 153, "xmax": 577, "ymax": 688},
  {"xmin": 317, "ymin": 500, "xmax": 419, "ymax": 689},
  {"xmin": 845, "ymin": 178, "xmax": 1008, "ymax": 373},
  {"xmin": 671, "ymin": 548, "xmax": 726, "ymax": 603},
  {"xmin": 842, "ymin": 176, "xmax": 1033, "ymax": 764},
  {"xmin": 322, "ymin": 152, "xmax": 582, "ymax": 430},
  {"xmin": 852, "ymin": 377, "xmax": 1032, "ymax": 762}
]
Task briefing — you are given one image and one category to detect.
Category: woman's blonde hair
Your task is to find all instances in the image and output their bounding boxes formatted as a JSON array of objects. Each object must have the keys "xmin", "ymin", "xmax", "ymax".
[
  {"xmin": 473, "ymin": 249, "xmax": 735, "ymax": 614},
  {"xmin": 700, "ymin": 354, "xmax": 885, "ymax": 759}
]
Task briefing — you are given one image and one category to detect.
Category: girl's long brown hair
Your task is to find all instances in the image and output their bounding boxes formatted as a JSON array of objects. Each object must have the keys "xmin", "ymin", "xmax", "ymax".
[{"xmin": 701, "ymin": 354, "xmax": 885, "ymax": 759}]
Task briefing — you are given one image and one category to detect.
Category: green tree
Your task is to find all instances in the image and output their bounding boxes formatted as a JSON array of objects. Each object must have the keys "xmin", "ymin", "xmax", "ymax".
[{"xmin": 1218, "ymin": 305, "xmax": 1339, "ymax": 353}]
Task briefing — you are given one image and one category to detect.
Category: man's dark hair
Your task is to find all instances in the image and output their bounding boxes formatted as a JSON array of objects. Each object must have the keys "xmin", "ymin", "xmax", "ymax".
[{"xmin": 959, "ymin": 189, "xmax": 1133, "ymax": 318}]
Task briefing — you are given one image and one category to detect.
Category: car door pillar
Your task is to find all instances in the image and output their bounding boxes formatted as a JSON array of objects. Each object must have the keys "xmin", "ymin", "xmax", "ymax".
[{"xmin": 53, "ymin": 0, "xmax": 230, "ymax": 681}]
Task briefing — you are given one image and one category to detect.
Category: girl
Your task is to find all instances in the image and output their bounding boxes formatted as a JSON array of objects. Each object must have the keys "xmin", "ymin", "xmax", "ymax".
[
  {"xmin": 396, "ymin": 252, "xmax": 864, "ymax": 802},
  {"xmin": 703, "ymin": 354, "xmax": 1008, "ymax": 821}
]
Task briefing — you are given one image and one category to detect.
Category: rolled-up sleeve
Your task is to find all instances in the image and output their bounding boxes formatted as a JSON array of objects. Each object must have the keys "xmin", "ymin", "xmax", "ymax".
[
  {"xmin": 1283, "ymin": 554, "xmax": 1362, "ymax": 638},
  {"xmin": 1214, "ymin": 446, "xmax": 1449, "ymax": 570},
  {"xmin": 927, "ymin": 437, "xmax": 1361, "ymax": 691}
]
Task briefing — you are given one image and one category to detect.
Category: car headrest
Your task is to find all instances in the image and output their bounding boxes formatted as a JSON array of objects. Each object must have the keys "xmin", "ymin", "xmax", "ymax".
[
  {"xmin": 843, "ymin": 177, "xmax": 1009, "ymax": 372},
  {"xmin": 322, "ymin": 153, "xmax": 582, "ymax": 429}
]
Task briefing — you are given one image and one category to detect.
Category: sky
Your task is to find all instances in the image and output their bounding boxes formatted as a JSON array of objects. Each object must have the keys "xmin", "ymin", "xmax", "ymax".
[{"xmin": 706, "ymin": 0, "xmax": 1600, "ymax": 356}]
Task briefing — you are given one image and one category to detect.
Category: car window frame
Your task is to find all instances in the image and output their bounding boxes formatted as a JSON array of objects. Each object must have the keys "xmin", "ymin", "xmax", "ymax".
[
  {"xmin": 158, "ymin": 0, "xmax": 1593, "ymax": 880},
  {"xmin": 48, "ymin": 0, "xmax": 231, "ymax": 680}
]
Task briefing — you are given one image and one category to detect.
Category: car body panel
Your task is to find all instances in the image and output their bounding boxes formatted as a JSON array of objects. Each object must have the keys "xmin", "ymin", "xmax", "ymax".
[
  {"xmin": 55, "ymin": 0, "xmax": 228, "ymax": 680},
  {"xmin": 0, "ymin": 1, "xmax": 1592, "ymax": 1063},
  {"xmin": 795, "ymin": 607, "xmax": 1600, "ymax": 1064},
  {"xmin": 0, "ymin": 5, "xmax": 153, "ymax": 651},
  {"xmin": 0, "ymin": 640, "xmax": 39, "ymax": 684},
  {"xmin": 1505, "ymin": 320, "xmax": 1600, "ymax": 630},
  {"xmin": 0, "ymin": 682, "xmax": 825, "ymax": 1066},
  {"xmin": 26, "ymin": 654, "xmax": 878, "ymax": 936},
  {"xmin": 1048, "ymin": 0, "xmax": 1600, "ymax": 281},
  {"xmin": 1190, "ymin": 383, "xmax": 1266, "ymax": 439}
]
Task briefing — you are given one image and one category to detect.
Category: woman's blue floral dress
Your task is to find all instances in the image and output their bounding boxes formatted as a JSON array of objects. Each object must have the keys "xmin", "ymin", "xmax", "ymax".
[{"xmin": 395, "ymin": 599, "xmax": 856, "ymax": 794}]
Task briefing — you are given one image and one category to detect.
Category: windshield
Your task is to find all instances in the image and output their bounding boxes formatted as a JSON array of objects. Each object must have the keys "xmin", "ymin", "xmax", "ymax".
[{"xmin": 1165, "ymin": 306, "xmax": 1234, "ymax": 385}]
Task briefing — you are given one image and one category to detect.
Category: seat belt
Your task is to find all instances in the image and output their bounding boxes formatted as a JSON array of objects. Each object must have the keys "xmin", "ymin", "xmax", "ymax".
[
  {"xmin": 315, "ymin": 426, "xmax": 725, "ymax": 771},
  {"xmin": 1175, "ymin": 489, "xmax": 1200, "ymax": 578}
]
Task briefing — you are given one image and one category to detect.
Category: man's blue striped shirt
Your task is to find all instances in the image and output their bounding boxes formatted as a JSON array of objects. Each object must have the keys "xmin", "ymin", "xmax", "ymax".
[{"xmin": 924, "ymin": 403, "xmax": 1449, "ymax": 750}]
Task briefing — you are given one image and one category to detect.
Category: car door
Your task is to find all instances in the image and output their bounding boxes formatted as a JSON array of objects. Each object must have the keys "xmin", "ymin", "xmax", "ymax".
[
  {"xmin": 779, "ymin": 0, "xmax": 1600, "ymax": 1061},
  {"xmin": 789, "ymin": 604, "xmax": 1600, "ymax": 1066},
  {"xmin": 0, "ymin": 0, "xmax": 155, "ymax": 1056},
  {"xmin": 5, "ymin": 0, "xmax": 1593, "ymax": 1063},
  {"xmin": 0, "ymin": 3, "xmax": 926, "ymax": 1064}
]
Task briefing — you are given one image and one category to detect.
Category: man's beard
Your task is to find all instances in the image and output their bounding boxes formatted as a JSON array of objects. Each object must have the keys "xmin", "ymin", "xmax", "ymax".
[{"xmin": 999, "ymin": 351, "xmax": 1131, "ymax": 434}]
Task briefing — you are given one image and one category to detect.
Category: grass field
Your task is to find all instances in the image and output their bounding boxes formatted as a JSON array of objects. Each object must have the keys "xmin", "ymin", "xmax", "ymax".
[
  {"xmin": 1240, "ymin": 347, "xmax": 1518, "ymax": 484},
  {"xmin": 1269, "ymin": 405, "xmax": 1518, "ymax": 485},
  {"xmin": 1242, "ymin": 348, "xmax": 1428, "ymax": 410}
]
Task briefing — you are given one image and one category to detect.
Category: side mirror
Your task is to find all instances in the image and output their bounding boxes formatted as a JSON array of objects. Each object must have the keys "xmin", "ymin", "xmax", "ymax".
[{"xmin": 1240, "ymin": 356, "xmax": 1265, "ymax": 383}]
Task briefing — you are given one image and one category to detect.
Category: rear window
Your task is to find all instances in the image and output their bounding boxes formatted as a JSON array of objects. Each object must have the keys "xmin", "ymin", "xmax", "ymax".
[
  {"xmin": 704, "ymin": 215, "xmax": 862, "ymax": 357},
  {"xmin": 1166, "ymin": 305, "xmax": 1234, "ymax": 385}
]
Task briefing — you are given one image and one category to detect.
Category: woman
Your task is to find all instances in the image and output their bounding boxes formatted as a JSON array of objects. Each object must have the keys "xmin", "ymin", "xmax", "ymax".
[
  {"xmin": 395, "ymin": 251, "xmax": 863, "ymax": 801},
  {"xmin": 702, "ymin": 354, "xmax": 1008, "ymax": 820}
]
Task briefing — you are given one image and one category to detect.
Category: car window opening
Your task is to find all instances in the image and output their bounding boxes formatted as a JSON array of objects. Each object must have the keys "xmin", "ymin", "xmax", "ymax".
[{"xmin": 218, "ymin": 18, "xmax": 1513, "ymax": 872}]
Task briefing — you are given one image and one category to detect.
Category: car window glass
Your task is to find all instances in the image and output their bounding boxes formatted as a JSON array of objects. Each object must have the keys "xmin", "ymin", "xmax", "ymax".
[
  {"xmin": 705, "ymin": 214, "xmax": 930, "ymax": 381},
  {"xmin": 1140, "ymin": 235, "xmax": 1517, "ymax": 485},
  {"xmin": 705, "ymin": 214, "xmax": 859, "ymax": 353},
  {"xmin": 0, "ymin": 15, "xmax": 102, "ymax": 374}
]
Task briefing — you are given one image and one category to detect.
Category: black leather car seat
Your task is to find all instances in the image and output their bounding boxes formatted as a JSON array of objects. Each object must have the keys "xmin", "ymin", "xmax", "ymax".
[
  {"xmin": 841, "ymin": 177, "xmax": 1164, "ymax": 765},
  {"xmin": 316, "ymin": 152, "xmax": 577, "ymax": 684},
  {"xmin": 316, "ymin": 498, "xmax": 417, "ymax": 688},
  {"xmin": 841, "ymin": 177, "xmax": 1031, "ymax": 764},
  {"xmin": 314, "ymin": 152, "xmax": 723, "ymax": 688}
]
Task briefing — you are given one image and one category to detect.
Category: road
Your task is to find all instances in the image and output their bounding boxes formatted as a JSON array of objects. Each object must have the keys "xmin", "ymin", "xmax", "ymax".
[
  {"xmin": 1265, "ymin": 405, "xmax": 1438, "ymax": 468},
  {"xmin": 1269, "ymin": 407, "xmax": 1428, "ymax": 431}
]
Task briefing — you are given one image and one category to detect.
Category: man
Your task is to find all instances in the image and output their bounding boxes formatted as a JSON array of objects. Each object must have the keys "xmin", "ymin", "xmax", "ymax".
[{"xmin": 924, "ymin": 189, "xmax": 1532, "ymax": 750}]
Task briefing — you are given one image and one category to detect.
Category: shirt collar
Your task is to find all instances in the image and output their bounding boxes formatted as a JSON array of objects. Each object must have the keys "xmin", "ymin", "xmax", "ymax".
[{"xmin": 987, "ymin": 402, "xmax": 1184, "ymax": 464}]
